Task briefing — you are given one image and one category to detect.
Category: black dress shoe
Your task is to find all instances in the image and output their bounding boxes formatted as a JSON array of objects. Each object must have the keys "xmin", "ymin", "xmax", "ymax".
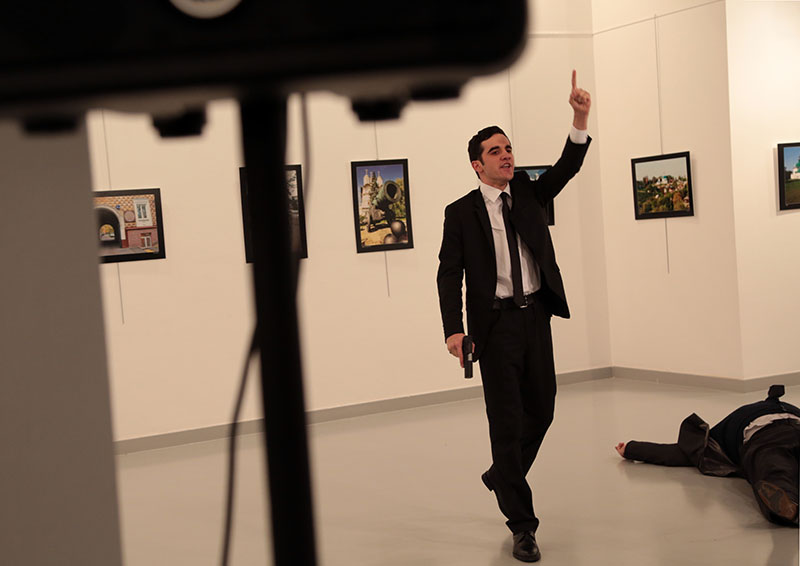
[
  {"xmin": 481, "ymin": 470, "xmax": 494, "ymax": 491},
  {"xmin": 757, "ymin": 481, "xmax": 799, "ymax": 523},
  {"xmin": 512, "ymin": 531, "xmax": 541, "ymax": 563}
]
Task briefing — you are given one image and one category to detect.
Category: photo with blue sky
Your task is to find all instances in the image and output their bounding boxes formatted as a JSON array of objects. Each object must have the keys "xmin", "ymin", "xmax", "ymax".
[
  {"xmin": 783, "ymin": 146, "xmax": 800, "ymax": 172},
  {"xmin": 356, "ymin": 163, "xmax": 405, "ymax": 184},
  {"xmin": 635, "ymin": 156, "xmax": 688, "ymax": 180}
]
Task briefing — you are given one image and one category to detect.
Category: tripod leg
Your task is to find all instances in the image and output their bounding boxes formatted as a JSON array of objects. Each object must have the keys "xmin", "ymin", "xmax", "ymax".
[{"xmin": 239, "ymin": 95, "xmax": 317, "ymax": 566}]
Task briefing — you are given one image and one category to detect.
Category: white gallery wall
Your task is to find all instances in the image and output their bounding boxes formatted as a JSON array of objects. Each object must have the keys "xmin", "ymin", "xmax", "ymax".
[
  {"xmin": 726, "ymin": 0, "xmax": 800, "ymax": 379},
  {"xmin": 86, "ymin": 0, "xmax": 800, "ymax": 442},
  {"xmin": 89, "ymin": 0, "xmax": 605, "ymax": 441},
  {"xmin": 593, "ymin": 0, "xmax": 744, "ymax": 377},
  {"xmin": 88, "ymin": 105, "xmax": 257, "ymax": 441},
  {"xmin": 593, "ymin": 0, "xmax": 800, "ymax": 380}
]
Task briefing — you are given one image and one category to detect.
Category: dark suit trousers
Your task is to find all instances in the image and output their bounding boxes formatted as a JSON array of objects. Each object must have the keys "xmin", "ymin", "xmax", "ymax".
[
  {"xmin": 740, "ymin": 420, "xmax": 800, "ymax": 526},
  {"xmin": 478, "ymin": 293, "xmax": 556, "ymax": 534}
]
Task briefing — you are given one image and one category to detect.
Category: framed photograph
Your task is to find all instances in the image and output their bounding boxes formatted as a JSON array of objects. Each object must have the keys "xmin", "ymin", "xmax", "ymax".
[
  {"xmin": 778, "ymin": 142, "xmax": 800, "ymax": 210},
  {"xmin": 351, "ymin": 158, "xmax": 414, "ymax": 253},
  {"xmin": 93, "ymin": 188, "xmax": 166, "ymax": 263},
  {"xmin": 516, "ymin": 165, "xmax": 555, "ymax": 226},
  {"xmin": 240, "ymin": 164, "xmax": 308, "ymax": 263},
  {"xmin": 631, "ymin": 151, "xmax": 694, "ymax": 220}
]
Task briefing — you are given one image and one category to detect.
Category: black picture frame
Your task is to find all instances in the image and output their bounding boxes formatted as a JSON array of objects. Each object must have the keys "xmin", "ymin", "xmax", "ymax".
[
  {"xmin": 778, "ymin": 142, "xmax": 800, "ymax": 211},
  {"xmin": 631, "ymin": 151, "xmax": 694, "ymax": 220},
  {"xmin": 94, "ymin": 188, "xmax": 166, "ymax": 263},
  {"xmin": 240, "ymin": 164, "xmax": 308, "ymax": 262},
  {"xmin": 516, "ymin": 165, "xmax": 555, "ymax": 226},
  {"xmin": 351, "ymin": 158, "xmax": 414, "ymax": 253}
]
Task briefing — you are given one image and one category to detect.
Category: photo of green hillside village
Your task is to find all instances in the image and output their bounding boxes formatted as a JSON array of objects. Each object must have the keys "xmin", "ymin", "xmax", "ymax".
[
  {"xmin": 782, "ymin": 146, "xmax": 800, "ymax": 206},
  {"xmin": 634, "ymin": 156, "xmax": 691, "ymax": 215}
]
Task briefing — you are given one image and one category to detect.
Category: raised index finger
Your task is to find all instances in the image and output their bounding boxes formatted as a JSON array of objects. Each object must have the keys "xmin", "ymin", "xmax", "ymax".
[{"xmin": 571, "ymin": 69, "xmax": 577, "ymax": 90}]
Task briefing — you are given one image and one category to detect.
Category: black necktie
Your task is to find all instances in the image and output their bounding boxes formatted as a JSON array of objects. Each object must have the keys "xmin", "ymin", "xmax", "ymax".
[{"xmin": 500, "ymin": 192, "xmax": 525, "ymax": 307}]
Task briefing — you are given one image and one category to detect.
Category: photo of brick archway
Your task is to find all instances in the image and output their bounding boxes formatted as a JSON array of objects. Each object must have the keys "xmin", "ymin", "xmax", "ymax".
[{"xmin": 93, "ymin": 188, "xmax": 166, "ymax": 263}]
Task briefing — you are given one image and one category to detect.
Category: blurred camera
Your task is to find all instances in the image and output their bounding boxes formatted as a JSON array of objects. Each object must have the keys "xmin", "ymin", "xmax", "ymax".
[{"xmin": 0, "ymin": 0, "xmax": 527, "ymax": 128}]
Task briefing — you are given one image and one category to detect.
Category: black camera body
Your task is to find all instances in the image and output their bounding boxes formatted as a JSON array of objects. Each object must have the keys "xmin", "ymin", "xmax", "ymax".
[{"xmin": 0, "ymin": 0, "xmax": 527, "ymax": 123}]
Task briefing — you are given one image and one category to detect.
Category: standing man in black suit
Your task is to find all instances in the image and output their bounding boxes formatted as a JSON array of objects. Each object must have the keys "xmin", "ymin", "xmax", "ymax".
[{"xmin": 437, "ymin": 71, "xmax": 591, "ymax": 562}]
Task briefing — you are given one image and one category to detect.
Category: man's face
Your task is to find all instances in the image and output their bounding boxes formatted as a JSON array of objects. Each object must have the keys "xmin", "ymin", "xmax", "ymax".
[{"xmin": 472, "ymin": 133, "xmax": 514, "ymax": 189}]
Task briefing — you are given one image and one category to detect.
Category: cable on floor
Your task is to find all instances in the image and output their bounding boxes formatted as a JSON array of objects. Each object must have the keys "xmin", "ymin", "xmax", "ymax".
[{"xmin": 220, "ymin": 326, "xmax": 258, "ymax": 566}]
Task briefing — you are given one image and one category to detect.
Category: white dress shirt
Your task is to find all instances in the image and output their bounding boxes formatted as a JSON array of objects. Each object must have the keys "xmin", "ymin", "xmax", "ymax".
[
  {"xmin": 480, "ymin": 183, "xmax": 540, "ymax": 299},
  {"xmin": 742, "ymin": 413, "xmax": 800, "ymax": 444},
  {"xmin": 480, "ymin": 126, "xmax": 588, "ymax": 299}
]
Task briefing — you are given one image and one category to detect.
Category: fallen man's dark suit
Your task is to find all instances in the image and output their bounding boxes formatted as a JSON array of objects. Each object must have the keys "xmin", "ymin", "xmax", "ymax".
[{"xmin": 623, "ymin": 385, "xmax": 800, "ymax": 526}]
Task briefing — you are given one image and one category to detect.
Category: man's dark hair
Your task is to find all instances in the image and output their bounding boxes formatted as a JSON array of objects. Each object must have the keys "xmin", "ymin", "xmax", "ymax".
[{"xmin": 467, "ymin": 125, "xmax": 508, "ymax": 163}]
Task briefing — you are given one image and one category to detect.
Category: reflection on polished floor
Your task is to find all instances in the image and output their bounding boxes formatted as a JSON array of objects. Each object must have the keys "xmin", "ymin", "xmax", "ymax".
[{"xmin": 116, "ymin": 378, "xmax": 800, "ymax": 565}]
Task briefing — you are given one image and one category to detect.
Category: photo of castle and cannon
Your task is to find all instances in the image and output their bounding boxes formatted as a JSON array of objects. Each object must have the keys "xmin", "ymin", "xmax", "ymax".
[{"xmin": 351, "ymin": 159, "xmax": 413, "ymax": 253}]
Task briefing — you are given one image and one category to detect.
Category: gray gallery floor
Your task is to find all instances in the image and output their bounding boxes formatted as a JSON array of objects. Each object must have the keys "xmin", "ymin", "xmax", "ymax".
[{"xmin": 116, "ymin": 378, "xmax": 800, "ymax": 565}]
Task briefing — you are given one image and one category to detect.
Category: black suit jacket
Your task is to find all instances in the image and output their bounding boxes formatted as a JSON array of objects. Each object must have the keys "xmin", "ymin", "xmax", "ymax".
[{"xmin": 436, "ymin": 136, "xmax": 591, "ymax": 359}]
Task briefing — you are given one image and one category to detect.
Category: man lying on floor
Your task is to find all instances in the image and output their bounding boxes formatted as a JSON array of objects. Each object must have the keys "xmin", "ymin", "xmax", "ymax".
[{"xmin": 615, "ymin": 384, "xmax": 800, "ymax": 526}]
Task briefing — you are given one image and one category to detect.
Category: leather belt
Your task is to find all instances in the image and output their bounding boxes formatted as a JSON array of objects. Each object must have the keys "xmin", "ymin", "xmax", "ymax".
[{"xmin": 493, "ymin": 292, "xmax": 539, "ymax": 310}]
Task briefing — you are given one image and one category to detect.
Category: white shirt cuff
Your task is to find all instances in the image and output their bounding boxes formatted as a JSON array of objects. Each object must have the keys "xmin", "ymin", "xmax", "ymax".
[{"xmin": 569, "ymin": 126, "xmax": 588, "ymax": 144}]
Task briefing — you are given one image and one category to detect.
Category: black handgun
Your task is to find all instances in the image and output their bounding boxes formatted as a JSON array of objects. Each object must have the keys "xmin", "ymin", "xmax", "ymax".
[{"xmin": 462, "ymin": 335, "xmax": 474, "ymax": 379}]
